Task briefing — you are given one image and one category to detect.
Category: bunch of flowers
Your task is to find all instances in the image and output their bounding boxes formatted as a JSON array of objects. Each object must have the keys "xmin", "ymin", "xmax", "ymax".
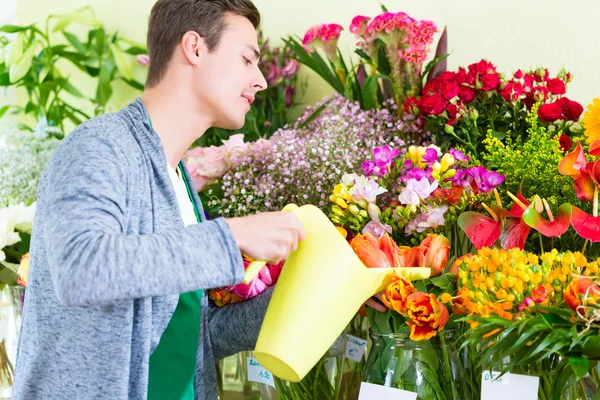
[
  {"xmin": 208, "ymin": 256, "xmax": 283, "ymax": 307},
  {"xmin": 286, "ymin": 9, "xmax": 446, "ymax": 113},
  {"xmin": 215, "ymin": 95, "xmax": 429, "ymax": 217},
  {"xmin": 0, "ymin": 126, "xmax": 60, "ymax": 207},
  {"xmin": 457, "ymin": 248, "xmax": 600, "ymax": 399},
  {"xmin": 329, "ymin": 143, "xmax": 503, "ymax": 246},
  {"xmin": 408, "ymin": 60, "xmax": 583, "ymax": 158}
]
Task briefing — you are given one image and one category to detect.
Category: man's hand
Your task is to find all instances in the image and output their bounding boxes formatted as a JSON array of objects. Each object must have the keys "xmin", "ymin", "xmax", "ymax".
[
  {"xmin": 364, "ymin": 291, "xmax": 387, "ymax": 313},
  {"xmin": 225, "ymin": 212, "xmax": 307, "ymax": 263}
]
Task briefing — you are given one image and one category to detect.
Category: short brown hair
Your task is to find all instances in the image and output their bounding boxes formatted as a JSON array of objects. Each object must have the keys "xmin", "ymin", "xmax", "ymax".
[{"xmin": 145, "ymin": 0, "xmax": 261, "ymax": 88}]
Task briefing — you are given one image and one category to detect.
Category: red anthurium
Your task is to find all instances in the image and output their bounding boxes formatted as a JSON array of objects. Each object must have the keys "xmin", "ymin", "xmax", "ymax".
[
  {"xmin": 570, "ymin": 206, "xmax": 600, "ymax": 243},
  {"xmin": 522, "ymin": 195, "xmax": 572, "ymax": 238},
  {"xmin": 457, "ymin": 211, "xmax": 501, "ymax": 249},
  {"xmin": 499, "ymin": 218, "xmax": 531, "ymax": 250}
]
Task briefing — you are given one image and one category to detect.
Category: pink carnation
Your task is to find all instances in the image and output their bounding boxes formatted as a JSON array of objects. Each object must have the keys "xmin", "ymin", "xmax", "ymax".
[{"xmin": 227, "ymin": 259, "xmax": 284, "ymax": 300}]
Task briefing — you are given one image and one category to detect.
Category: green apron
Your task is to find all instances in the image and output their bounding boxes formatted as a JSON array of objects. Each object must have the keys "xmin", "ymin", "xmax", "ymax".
[{"xmin": 147, "ymin": 133, "xmax": 204, "ymax": 399}]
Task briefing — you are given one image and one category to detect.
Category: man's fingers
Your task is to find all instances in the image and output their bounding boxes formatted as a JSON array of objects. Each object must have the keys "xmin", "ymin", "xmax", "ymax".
[{"xmin": 365, "ymin": 297, "xmax": 387, "ymax": 313}]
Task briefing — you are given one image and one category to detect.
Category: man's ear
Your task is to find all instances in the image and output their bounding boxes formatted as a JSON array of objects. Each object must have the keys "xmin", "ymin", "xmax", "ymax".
[{"xmin": 181, "ymin": 31, "xmax": 206, "ymax": 66}]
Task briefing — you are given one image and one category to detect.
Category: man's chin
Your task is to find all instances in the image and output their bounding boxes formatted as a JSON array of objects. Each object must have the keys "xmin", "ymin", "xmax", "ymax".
[{"xmin": 213, "ymin": 117, "xmax": 245, "ymax": 131}]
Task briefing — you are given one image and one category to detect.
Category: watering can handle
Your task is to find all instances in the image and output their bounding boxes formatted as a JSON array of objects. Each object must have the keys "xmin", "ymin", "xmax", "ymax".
[{"xmin": 242, "ymin": 204, "xmax": 299, "ymax": 284}]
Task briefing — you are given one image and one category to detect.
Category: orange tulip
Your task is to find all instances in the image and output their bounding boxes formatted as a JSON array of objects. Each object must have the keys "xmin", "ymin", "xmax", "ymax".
[
  {"xmin": 564, "ymin": 278, "xmax": 600, "ymax": 312},
  {"xmin": 420, "ymin": 234, "xmax": 450, "ymax": 277},
  {"xmin": 378, "ymin": 234, "xmax": 402, "ymax": 267},
  {"xmin": 381, "ymin": 275, "xmax": 416, "ymax": 314},
  {"xmin": 351, "ymin": 232, "xmax": 391, "ymax": 268},
  {"xmin": 405, "ymin": 292, "xmax": 449, "ymax": 341},
  {"xmin": 399, "ymin": 246, "xmax": 424, "ymax": 267}
]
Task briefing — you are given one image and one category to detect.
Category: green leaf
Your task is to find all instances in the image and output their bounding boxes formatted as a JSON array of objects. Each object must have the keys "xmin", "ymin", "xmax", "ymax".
[
  {"xmin": 110, "ymin": 43, "xmax": 132, "ymax": 81},
  {"xmin": 0, "ymin": 24, "xmax": 33, "ymax": 33},
  {"xmin": 0, "ymin": 266, "xmax": 18, "ymax": 285},
  {"xmin": 422, "ymin": 53, "xmax": 451, "ymax": 85},
  {"xmin": 569, "ymin": 356, "xmax": 589, "ymax": 381},
  {"xmin": 24, "ymin": 101, "xmax": 36, "ymax": 114},
  {"xmin": 429, "ymin": 273, "xmax": 456, "ymax": 293},
  {"xmin": 0, "ymin": 105, "xmax": 10, "ymax": 118},
  {"xmin": 0, "ymin": 72, "xmax": 9, "ymax": 85},
  {"xmin": 374, "ymin": 310, "xmax": 393, "ymax": 334},
  {"xmin": 96, "ymin": 58, "xmax": 115, "ymax": 106},
  {"xmin": 121, "ymin": 78, "xmax": 144, "ymax": 91},
  {"xmin": 63, "ymin": 31, "xmax": 87, "ymax": 53},
  {"xmin": 361, "ymin": 75, "xmax": 380, "ymax": 110},
  {"xmin": 582, "ymin": 335, "xmax": 600, "ymax": 359},
  {"xmin": 58, "ymin": 78, "xmax": 84, "ymax": 97},
  {"xmin": 124, "ymin": 46, "xmax": 147, "ymax": 56}
]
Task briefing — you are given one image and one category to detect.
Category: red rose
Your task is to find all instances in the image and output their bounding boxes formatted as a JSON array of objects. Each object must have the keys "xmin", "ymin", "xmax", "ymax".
[
  {"xmin": 440, "ymin": 79, "xmax": 459, "ymax": 100},
  {"xmin": 557, "ymin": 97, "xmax": 584, "ymax": 121},
  {"xmin": 500, "ymin": 81, "xmax": 524, "ymax": 102},
  {"xmin": 447, "ymin": 103, "xmax": 459, "ymax": 124},
  {"xmin": 523, "ymin": 73, "xmax": 535, "ymax": 89},
  {"xmin": 456, "ymin": 67, "xmax": 475, "ymax": 86},
  {"xmin": 468, "ymin": 59, "xmax": 497, "ymax": 76},
  {"xmin": 404, "ymin": 96, "xmax": 419, "ymax": 114},
  {"xmin": 547, "ymin": 78, "xmax": 566, "ymax": 95},
  {"xmin": 458, "ymin": 86, "xmax": 476, "ymax": 103},
  {"xmin": 514, "ymin": 69, "xmax": 523, "ymax": 79},
  {"xmin": 537, "ymin": 102, "xmax": 563, "ymax": 122},
  {"xmin": 418, "ymin": 94, "xmax": 447, "ymax": 115},
  {"xmin": 481, "ymin": 73, "xmax": 501, "ymax": 91},
  {"xmin": 559, "ymin": 133, "xmax": 573, "ymax": 152}
]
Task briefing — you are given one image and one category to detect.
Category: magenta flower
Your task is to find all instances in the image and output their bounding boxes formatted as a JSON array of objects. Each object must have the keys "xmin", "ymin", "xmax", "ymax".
[
  {"xmin": 302, "ymin": 23, "xmax": 344, "ymax": 60},
  {"xmin": 228, "ymin": 260, "xmax": 284, "ymax": 300},
  {"xmin": 373, "ymin": 145, "xmax": 400, "ymax": 167},
  {"xmin": 349, "ymin": 15, "xmax": 371, "ymax": 38},
  {"xmin": 449, "ymin": 148, "xmax": 470, "ymax": 162},
  {"xmin": 422, "ymin": 148, "xmax": 438, "ymax": 163},
  {"xmin": 465, "ymin": 166, "xmax": 505, "ymax": 193},
  {"xmin": 281, "ymin": 59, "xmax": 300, "ymax": 79}
]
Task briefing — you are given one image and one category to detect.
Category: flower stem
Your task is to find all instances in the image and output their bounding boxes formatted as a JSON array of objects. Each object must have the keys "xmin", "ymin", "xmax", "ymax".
[{"xmin": 438, "ymin": 333, "xmax": 458, "ymax": 400}]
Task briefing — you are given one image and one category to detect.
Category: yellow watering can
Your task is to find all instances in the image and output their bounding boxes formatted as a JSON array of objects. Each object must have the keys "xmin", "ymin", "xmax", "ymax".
[{"xmin": 244, "ymin": 204, "xmax": 430, "ymax": 382}]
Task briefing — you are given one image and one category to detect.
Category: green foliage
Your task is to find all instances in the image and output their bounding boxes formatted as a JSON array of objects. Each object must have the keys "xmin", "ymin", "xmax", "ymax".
[{"xmin": 0, "ymin": 7, "xmax": 146, "ymax": 132}]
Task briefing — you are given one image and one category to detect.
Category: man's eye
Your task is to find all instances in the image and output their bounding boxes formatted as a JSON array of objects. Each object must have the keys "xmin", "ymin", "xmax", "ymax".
[{"xmin": 243, "ymin": 56, "xmax": 252, "ymax": 66}]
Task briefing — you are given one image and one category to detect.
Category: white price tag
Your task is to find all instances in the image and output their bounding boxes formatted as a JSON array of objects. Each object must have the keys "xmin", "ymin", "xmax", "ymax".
[
  {"xmin": 481, "ymin": 371, "xmax": 539, "ymax": 400},
  {"xmin": 247, "ymin": 357, "xmax": 275, "ymax": 388},
  {"xmin": 358, "ymin": 382, "xmax": 417, "ymax": 400},
  {"xmin": 345, "ymin": 335, "xmax": 368, "ymax": 362}
]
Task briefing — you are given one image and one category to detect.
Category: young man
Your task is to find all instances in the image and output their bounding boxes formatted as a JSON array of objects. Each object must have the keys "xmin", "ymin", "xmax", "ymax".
[{"xmin": 12, "ymin": 0, "xmax": 306, "ymax": 399}]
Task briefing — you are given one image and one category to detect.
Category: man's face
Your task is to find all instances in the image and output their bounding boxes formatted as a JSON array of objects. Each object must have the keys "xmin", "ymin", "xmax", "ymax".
[{"xmin": 195, "ymin": 13, "xmax": 267, "ymax": 130}]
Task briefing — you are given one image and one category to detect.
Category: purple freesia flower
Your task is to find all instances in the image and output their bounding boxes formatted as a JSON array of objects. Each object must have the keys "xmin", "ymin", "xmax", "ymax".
[
  {"xmin": 404, "ymin": 168, "xmax": 432, "ymax": 181},
  {"xmin": 449, "ymin": 148, "xmax": 470, "ymax": 162},
  {"xmin": 465, "ymin": 166, "xmax": 505, "ymax": 193},
  {"xmin": 373, "ymin": 145, "xmax": 400, "ymax": 167},
  {"xmin": 403, "ymin": 159, "xmax": 413, "ymax": 169},
  {"xmin": 362, "ymin": 160, "xmax": 387, "ymax": 178},
  {"xmin": 422, "ymin": 148, "xmax": 438, "ymax": 163}
]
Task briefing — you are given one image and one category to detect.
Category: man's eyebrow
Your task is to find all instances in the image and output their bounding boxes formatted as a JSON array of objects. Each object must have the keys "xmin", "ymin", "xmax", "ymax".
[{"xmin": 243, "ymin": 44, "xmax": 260, "ymax": 60}]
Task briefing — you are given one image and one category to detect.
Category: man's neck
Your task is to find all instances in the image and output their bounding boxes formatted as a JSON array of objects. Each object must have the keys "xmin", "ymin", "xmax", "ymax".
[{"xmin": 141, "ymin": 86, "xmax": 212, "ymax": 169}]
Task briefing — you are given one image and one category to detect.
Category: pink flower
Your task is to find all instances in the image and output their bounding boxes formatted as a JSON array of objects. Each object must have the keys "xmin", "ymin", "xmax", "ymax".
[
  {"xmin": 402, "ymin": 47, "xmax": 428, "ymax": 64},
  {"xmin": 398, "ymin": 178, "xmax": 438, "ymax": 205},
  {"xmin": 185, "ymin": 146, "xmax": 228, "ymax": 191},
  {"xmin": 281, "ymin": 59, "xmax": 300, "ymax": 79},
  {"xmin": 221, "ymin": 134, "xmax": 249, "ymax": 164},
  {"xmin": 228, "ymin": 260, "xmax": 284, "ymax": 300},
  {"xmin": 349, "ymin": 15, "xmax": 371, "ymax": 38},
  {"xmin": 302, "ymin": 23, "xmax": 343, "ymax": 60},
  {"xmin": 373, "ymin": 145, "xmax": 400, "ymax": 168},
  {"xmin": 362, "ymin": 220, "xmax": 392, "ymax": 239},
  {"xmin": 136, "ymin": 54, "xmax": 150, "ymax": 66},
  {"xmin": 266, "ymin": 63, "xmax": 281, "ymax": 85}
]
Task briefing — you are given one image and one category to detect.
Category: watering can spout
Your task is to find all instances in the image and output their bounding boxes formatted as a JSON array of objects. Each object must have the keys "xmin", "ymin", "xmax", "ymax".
[{"xmin": 253, "ymin": 204, "xmax": 430, "ymax": 382}]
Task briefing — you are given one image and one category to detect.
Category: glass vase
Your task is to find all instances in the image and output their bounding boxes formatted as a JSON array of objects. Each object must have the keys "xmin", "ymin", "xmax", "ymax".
[{"xmin": 363, "ymin": 329, "xmax": 470, "ymax": 399}]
